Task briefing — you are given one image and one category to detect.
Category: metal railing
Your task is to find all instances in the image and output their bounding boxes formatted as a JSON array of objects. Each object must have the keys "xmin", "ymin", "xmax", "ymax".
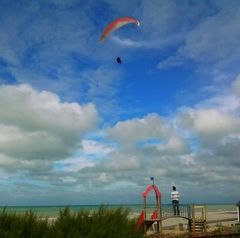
[
  {"xmin": 144, "ymin": 204, "xmax": 192, "ymax": 220},
  {"xmin": 161, "ymin": 204, "xmax": 191, "ymax": 219}
]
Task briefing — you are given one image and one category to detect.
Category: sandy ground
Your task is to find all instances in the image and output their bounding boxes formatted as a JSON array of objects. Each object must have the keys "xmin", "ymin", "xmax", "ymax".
[
  {"xmin": 44, "ymin": 210, "xmax": 238, "ymax": 230},
  {"xmin": 160, "ymin": 211, "xmax": 238, "ymax": 227},
  {"xmin": 145, "ymin": 210, "xmax": 238, "ymax": 236}
]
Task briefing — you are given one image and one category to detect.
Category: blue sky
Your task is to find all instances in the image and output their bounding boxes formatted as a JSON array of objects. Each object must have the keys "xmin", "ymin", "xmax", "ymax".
[{"xmin": 0, "ymin": 0, "xmax": 240, "ymax": 206}]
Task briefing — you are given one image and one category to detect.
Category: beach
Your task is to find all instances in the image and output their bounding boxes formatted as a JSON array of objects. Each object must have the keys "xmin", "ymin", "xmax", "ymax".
[
  {"xmin": 159, "ymin": 210, "xmax": 238, "ymax": 228},
  {"xmin": 2, "ymin": 204, "xmax": 238, "ymax": 228},
  {"xmin": 1, "ymin": 204, "xmax": 239, "ymax": 237},
  {"xmin": 145, "ymin": 209, "xmax": 239, "ymax": 236}
]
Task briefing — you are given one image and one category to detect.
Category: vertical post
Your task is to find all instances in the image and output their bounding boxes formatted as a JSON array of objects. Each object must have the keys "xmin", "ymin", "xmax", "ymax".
[
  {"xmin": 187, "ymin": 205, "xmax": 191, "ymax": 219},
  {"xmin": 192, "ymin": 204, "xmax": 195, "ymax": 235},
  {"xmin": 204, "ymin": 205, "xmax": 207, "ymax": 233},
  {"xmin": 144, "ymin": 197, "xmax": 146, "ymax": 232},
  {"xmin": 237, "ymin": 206, "xmax": 240, "ymax": 223},
  {"xmin": 155, "ymin": 187, "xmax": 160, "ymax": 235},
  {"xmin": 235, "ymin": 201, "xmax": 240, "ymax": 223},
  {"xmin": 159, "ymin": 192, "xmax": 162, "ymax": 235},
  {"xmin": 187, "ymin": 205, "xmax": 191, "ymax": 232},
  {"xmin": 144, "ymin": 197, "xmax": 146, "ymax": 218}
]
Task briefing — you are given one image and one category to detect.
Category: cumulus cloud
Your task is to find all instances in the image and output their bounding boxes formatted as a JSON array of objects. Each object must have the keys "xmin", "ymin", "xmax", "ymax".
[
  {"xmin": 55, "ymin": 156, "xmax": 96, "ymax": 173},
  {"xmin": 76, "ymin": 114, "xmax": 191, "ymax": 192},
  {"xmin": 101, "ymin": 151, "xmax": 141, "ymax": 171},
  {"xmin": 108, "ymin": 113, "xmax": 169, "ymax": 144},
  {"xmin": 76, "ymin": 82, "xmax": 240, "ymax": 202},
  {"xmin": 0, "ymin": 1, "xmax": 240, "ymax": 204},
  {"xmin": 1, "ymin": 82, "xmax": 239, "ymax": 204},
  {"xmin": 156, "ymin": 136, "xmax": 188, "ymax": 155},
  {"xmin": 172, "ymin": 89, "xmax": 240, "ymax": 189},
  {"xmin": 179, "ymin": 108, "xmax": 239, "ymax": 137},
  {"xmin": 232, "ymin": 74, "xmax": 240, "ymax": 95},
  {"xmin": 216, "ymin": 134, "xmax": 240, "ymax": 163},
  {"xmin": 81, "ymin": 140, "xmax": 114, "ymax": 155},
  {"xmin": 0, "ymin": 84, "xmax": 98, "ymax": 171},
  {"xmin": 198, "ymin": 95, "xmax": 240, "ymax": 114}
]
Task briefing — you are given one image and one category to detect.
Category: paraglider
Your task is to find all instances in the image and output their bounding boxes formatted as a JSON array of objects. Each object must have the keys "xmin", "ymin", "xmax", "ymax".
[
  {"xmin": 99, "ymin": 16, "xmax": 140, "ymax": 64},
  {"xmin": 99, "ymin": 16, "xmax": 140, "ymax": 43},
  {"xmin": 116, "ymin": 57, "xmax": 122, "ymax": 64}
]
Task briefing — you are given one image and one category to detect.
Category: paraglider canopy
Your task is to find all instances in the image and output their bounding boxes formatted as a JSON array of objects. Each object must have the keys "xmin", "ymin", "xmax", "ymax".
[{"xmin": 99, "ymin": 16, "xmax": 140, "ymax": 43}]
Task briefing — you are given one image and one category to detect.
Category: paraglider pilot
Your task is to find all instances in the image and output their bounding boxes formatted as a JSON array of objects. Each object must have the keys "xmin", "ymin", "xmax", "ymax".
[{"xmin": 116, "ymin": 57, "xmax": 122, "ymax": 64}]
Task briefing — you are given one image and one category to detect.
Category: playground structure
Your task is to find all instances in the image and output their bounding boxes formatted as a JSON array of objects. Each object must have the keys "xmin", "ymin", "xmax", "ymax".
[{"xmin": 136, "ymin": 184, "xmax": 207, "ymax": 235}]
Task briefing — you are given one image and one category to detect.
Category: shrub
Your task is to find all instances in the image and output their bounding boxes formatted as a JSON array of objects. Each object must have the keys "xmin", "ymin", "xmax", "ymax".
[
  {"xmin": 0, "ymin": 206, "xmax": 144, "ymax": 238},
  {"xmin": 53, "ymin": 205, "xmax": 144, "ymax": 238},
  {"xmin": 0, "ymin": 208, "xmax": 49, "ymax": 238}
]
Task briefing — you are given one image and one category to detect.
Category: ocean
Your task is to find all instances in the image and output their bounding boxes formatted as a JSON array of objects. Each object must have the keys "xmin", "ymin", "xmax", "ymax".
[{"xmin": 0, "ymin": 204, "xmax": 236, "ymax": 218}]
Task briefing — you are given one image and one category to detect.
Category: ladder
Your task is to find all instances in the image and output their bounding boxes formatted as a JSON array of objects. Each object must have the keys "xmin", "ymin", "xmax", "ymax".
[{"xmin": 190, "ymin": 205, "xmax": 207, "ymax": 234}]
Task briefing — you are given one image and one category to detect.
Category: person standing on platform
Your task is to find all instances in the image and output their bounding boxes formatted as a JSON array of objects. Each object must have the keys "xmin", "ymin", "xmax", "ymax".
[{"xmin": 171, "ymin": 186, "xmax": 180, "ymax": 215}]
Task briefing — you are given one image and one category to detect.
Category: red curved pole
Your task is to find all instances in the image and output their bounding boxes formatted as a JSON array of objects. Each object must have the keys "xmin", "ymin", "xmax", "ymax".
[{"xmin": 142, "ymin": 185, "xmax": 161, "ymax": 198}]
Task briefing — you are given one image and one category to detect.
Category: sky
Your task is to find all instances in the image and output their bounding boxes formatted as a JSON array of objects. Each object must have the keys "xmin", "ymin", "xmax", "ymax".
[{"xmin": 0, "ymin": 0, "xmax": 240, "ymax": 206}]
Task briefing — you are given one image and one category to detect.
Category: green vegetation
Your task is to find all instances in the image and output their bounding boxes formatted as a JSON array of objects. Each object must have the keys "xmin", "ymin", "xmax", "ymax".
[{"xmin": 0, "ymin": 206, "xmax": 144, "ymax": 238}]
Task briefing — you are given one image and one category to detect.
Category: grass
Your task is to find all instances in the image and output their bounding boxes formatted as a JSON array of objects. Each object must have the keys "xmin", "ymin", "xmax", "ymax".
[{"xmin": 0, "ymin": 206, "xmax": 144, "ymax": 238}]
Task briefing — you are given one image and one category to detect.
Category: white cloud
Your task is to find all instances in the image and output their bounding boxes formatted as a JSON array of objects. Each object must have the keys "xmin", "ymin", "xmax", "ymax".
[
  {"xmin": 0, "ymin": 124, "xmax": 64, "ymax": 159},
  {"xmin": 215, "ymin": 133, "xmax": 240, "ymax": 164},
  {"xmin": 0, "ymin": 153, "xmax": 18, "ymax": 169},
  {"xmin": 157, "ymin": 2, "xmax": 240, "ymax": 74},
  {"xmin": 156, "ymin": 136, "xmax": 188, "ymax": 155},
  {"xmin": 82, "ymin": 140, "xmax": 114, "ymax": 155},
  {"xmin": 0, "ymin": 1, "xmax": 95, "ymax": 65},
  {"xmin": 158, "ymin": 56, "xmax": 184, "ymax": 69},
  {"xmin": 0, "ymin": 84, "xmax": 98, "ymax": 169},
  {"xmin": 102, "ymin": 153, "xmax": 140, "ymax": 171},
  {"xmin": 179, "ymin": 108, "xmax": 240, "ymax": 137},
  {"xmin": 198, "ymin": 95, "xmax": 240, "ymax": 113},
  {"xmin": 56, "ymin": 156, "xmax": 96, "ymax": 173},
  {"xmin": 111, "ymin": 36, "xmax": 146, "ymax": 48},
  {"xmin": 80, "ymin": 66, "xmax": 121, "ymax": 101},
  {"xmin": 108, "ymin": 113, "xmax": 169, "ymax": 144},
  {"xmin": 140, "ymin": 0, "xmax": 186, "ymax": 46},
  {"xmin": 179, "ymin": 3, "xmax": 240, "ymax": 63},
  {"xmin": 0, "ymin": 1, "xmax": 240, "ymax": 204},
  {"xmin": 103, "ymin": 0, "xmax": 204, "ymax": 50},
  {"xmin": 0, "ymin": 84, "xmax": 98, "ymax": 135},
  {"xmin": 232, "ymin": 74, "xmax": 240, "ymax": 95},
  {"xmin": 98, "ymin": 172, "xmax": 112, "ymax": 183}
]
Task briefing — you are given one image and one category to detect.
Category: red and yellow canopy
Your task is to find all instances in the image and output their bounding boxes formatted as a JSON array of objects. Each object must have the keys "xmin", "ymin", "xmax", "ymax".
[{"xmin": 100, "ymin": 16, "xmax": 140, "ymax": 43}]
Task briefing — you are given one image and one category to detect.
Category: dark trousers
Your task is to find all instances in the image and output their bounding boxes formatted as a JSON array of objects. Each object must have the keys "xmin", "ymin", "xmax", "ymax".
[{"xmin": 172, "ymin": 200, "xmax": 180, "ymax": 215}]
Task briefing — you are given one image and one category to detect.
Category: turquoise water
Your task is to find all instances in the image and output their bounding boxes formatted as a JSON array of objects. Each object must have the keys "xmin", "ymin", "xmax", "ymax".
[{"xmin": 0, "ymin": 204, "xmax": 236, "ymax": 218}]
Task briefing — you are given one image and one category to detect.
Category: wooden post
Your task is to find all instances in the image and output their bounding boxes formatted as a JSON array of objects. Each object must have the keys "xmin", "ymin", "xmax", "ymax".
[
  {"xmin": 236, "ymin": 201, "xmax": 240, "ymax": 223},
  {"xmin": 159, "ymin": 196, "xmax": 162, "ymax": 235},
  {"xmin": 187, "ymin": 205, "xmax": 191, "ymax": 232},
  {"xmin": 192, "ymin": 204, "xmax": 195, "ymax": 235},
  {"xmin": 144, "ymin": 197, "xmax": 146, "ymax": 219},
  {"xmin": 237, "ymin": 205, "xmax": 240, "ymax": 223},
  {"xmin": 156, "ymin": 195, "xmax": 159, "ymax": 234},
  {"xmin": 144, "ymin": 197, "xmax": 146, "ymax": 232},
  {"xmin": 204, "ymin": 205, "xmax": 207, "ymax": 233}
]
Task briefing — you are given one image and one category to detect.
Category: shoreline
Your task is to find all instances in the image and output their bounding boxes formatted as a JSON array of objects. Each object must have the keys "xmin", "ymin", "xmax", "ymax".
[
  {"xmin": 3, "ymin": 205, "xmax": 239, "ymax": 230},
  {"xmin": 42, "ymin": 210, "xmax": 238, "ymax": 227}
]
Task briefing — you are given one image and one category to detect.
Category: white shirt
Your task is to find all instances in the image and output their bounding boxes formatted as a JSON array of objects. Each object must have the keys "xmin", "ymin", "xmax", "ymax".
[{"xmin": 171, "ymin": 190, "xmax": 180, "ymax": 201}]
